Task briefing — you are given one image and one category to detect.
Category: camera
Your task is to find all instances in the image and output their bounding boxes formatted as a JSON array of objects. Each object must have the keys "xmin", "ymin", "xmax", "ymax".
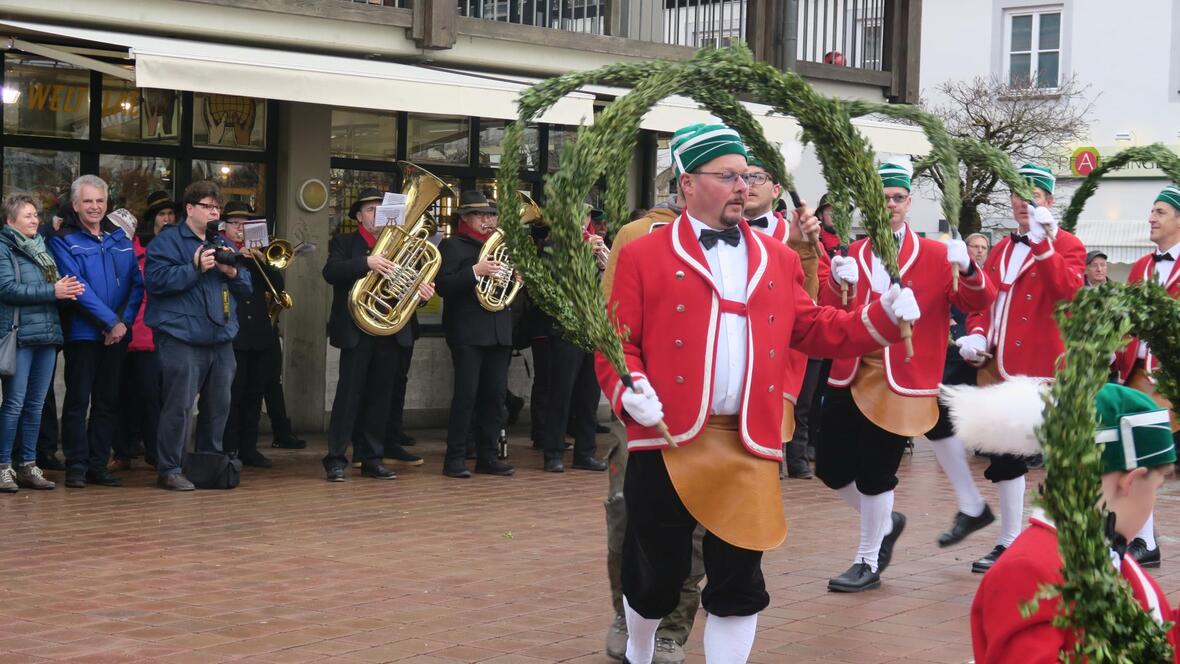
[{"xmin": 203, "ymin": 220, "xmax": 246, "ymax": 266}]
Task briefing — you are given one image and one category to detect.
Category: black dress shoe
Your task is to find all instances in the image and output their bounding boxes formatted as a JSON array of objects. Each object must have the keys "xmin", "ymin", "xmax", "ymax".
[
  {"xmin": 544, "ymin": 457, "xmax": 565, "ymax": 473},
  {"xmin": 271, "ymin": 435, "xmax": 307, "ymax": 449},
  {"xmin": 383, "ymin": 446, "xmax": 424, "ymax": 466},
  {"xmin": 876, "ymin": 512, "xmax": 906, "ymax": 574},
  {"xmin": 65, "ymin": 473, "xmax": 85, "ymax": 488},
  {"xmin": 85, "ymin": 469, "xmax": 122, "ymax": 487},
  {"xmin": 475, "ymin": 460, "xmax": 515, "ymax": 476},
  {"xmin": 360, "ymin": 462, "xmax": 396, "ymax": 479},
  {"xmin": 938, "ymin": 504, "xmax": 995, "ymax": 547},
  {"xmin": 443, "ymin": 464, "xmax": 471, "ymax": 478},
  {"xmin": 37, "ymin": 455, "xmax": 65, "ymax": 471},
  {"xmin": 239, "ymin": 452, "xmax": 273, "ymax": 468},
  {"xmin": 572, "ymin": 457, "xmax": 608, "ymax": 471},
  {"xmin": 786, "ymin": 461, "xmax": 813, "ymax": 479},
  {"xmin": 325, "ymin": 463, "xmax": 346, "ymax": 482},
  {"xmin": 1128, "ymin": 538, "xmax": 1161, "ymax": 568},
  {"xmin": 972, "ymin": 545, "xmax": 1007, "ymax": 573},
  {"xmin": 827, "ymin": 561, "xmax": 880, "ymax": 593}
]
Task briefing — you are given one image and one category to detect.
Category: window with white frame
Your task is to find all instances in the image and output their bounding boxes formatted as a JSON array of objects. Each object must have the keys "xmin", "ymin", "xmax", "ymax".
[{"xmin": 1005, "ymin": 7, "xmax": 1062, "ymax": 88}]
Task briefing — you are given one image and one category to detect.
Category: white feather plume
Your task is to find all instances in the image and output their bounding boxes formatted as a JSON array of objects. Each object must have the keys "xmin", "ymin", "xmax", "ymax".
[{"xmin": 939, "ymin": 377, "xmax": 1051, "ymax": 457}]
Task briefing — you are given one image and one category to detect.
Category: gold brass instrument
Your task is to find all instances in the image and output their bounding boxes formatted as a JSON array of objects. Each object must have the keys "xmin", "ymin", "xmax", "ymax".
[
  {"xmin": 585, "ymin": 228, "xmax": 610, "ymax": 270},
  {"xmin": 475, "ymin": 191, "xmax": 542, "ymax": 312},
  {"xmin": 348, "ymin": 161, "xmax": 456, "ymax": 335},
  {"xmin": 248, "ymin": 238, "xmax": 296, "ymax": 323}
]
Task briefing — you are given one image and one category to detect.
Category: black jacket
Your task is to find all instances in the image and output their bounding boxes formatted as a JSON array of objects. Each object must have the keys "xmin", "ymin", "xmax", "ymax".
[
  {"xmin": 436, "ymin": 234, "xmax": 513, "ymax": 347},
  {"xmin": 322, "ymin": 231, "xmax": 417, "ymax": 350},
  {"xmin": 233, "ymin": 252, "xmax": 283, "ymax": 351}
]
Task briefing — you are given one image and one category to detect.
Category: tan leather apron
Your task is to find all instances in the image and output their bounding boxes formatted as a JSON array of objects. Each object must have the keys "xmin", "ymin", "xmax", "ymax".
[
  {"xmin": 1127, "ymin": 366, "xmax": 1180, "ymax": 433},
  {"xmin": 850, "ymin": 351, "xmax": 938, "ymax": 436},
  {"xmin": 781, "ymin": 399, "xmax": 796, "ymax": 441},
  {"xmin": 662, "ymin": 415, "xmax": 786, "ymax": 552},
  {"xmin": 976, "ymin": 358, "xmax": 1004, "ymax": 387}
]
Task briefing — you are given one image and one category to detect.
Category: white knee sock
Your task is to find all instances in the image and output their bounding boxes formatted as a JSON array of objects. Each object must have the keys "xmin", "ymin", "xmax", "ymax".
[
  {"xmin": 623, "ymin": 596, "xmax": 660, "ymax": 664},
  {"xmin": 856, "ymin": 490, "xmax": 893, "ymax": 572},
  {"xmin": 703, "ymin": 612, "xmax": 758, "ymax": 663},
  {"xmin": 996, "ymin": 477, "xmax": 1026, "ymax": 547},
  {"xmin": 930, "ymin": 435, "xmax": 986, "ymax": 517},
  {"xmin": 1135, "ymin": 513, "xmax": 1157, "ymax": 550},
  {"xmin": 835, "ymin": 482, "xmax": 862, "ymax": 512}
]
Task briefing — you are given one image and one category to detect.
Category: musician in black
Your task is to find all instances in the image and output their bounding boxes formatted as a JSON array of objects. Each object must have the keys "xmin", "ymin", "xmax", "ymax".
[
  {"xmin": 322, "ymin": 188, "xmax": 429, "ymax": 482},
  {"xmin": 436, "ymin": 191, "xmax": 516, "ymax": 478}
]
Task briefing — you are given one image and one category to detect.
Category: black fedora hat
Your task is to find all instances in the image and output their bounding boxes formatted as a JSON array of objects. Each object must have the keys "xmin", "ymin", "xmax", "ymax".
[
  {"xmin": 223, "ymin": 201, "xmax": 255, "ymax": 219},
  {"xmin": 454, "ymin": 190, "xmax": 497, "ymax": 217},
  {"xmin": 349, "ymin": 188, "xmax": 383, "ymax": 220},
  {"xmin": 145, "ymin": 190, "xmax": 177, "ymax": 217}
]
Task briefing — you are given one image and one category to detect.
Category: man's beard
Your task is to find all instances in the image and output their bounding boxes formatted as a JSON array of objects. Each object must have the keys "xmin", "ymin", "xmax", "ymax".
[{"xmin": 720, "ymin": 200, "xmax": 745, "ymax": 227}]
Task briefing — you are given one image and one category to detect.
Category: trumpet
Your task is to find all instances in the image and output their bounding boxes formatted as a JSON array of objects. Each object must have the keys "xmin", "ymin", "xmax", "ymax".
[
  {"xmin": 584, "ymin": 228, "xmax": 610, "ymax": 270},
  {"xmin": 474, "ymin": 191, "xmax": 542, "ymax": 312}
]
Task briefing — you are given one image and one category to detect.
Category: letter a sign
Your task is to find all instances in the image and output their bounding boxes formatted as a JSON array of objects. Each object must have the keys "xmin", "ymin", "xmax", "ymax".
[{"xmin": 1072, "ymin": 147, "xmax": 1100, "ymax": 176}]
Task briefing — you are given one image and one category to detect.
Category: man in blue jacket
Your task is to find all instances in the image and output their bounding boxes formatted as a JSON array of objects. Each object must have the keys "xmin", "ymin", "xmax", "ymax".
[
  {"xmin": 49, "ymin": 175, "xmax": 144, "ymax": 489},
  {"xmin": 144, "ymin": 181, "xmax": 251, "ymax": 491}
]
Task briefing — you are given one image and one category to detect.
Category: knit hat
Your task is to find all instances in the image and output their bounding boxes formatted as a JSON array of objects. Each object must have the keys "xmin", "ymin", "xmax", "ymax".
[
  {"xmin": 878, "ymin": 162, "xmax": 912, "ymax": 191},
  {"xmin": 671, "ymin": 124, "xmax": 747, "ymax": 177},
  {"xmin": 106, "ymin": 208, "xmax": 137, "ymax": 239},
  {"xmin": 1018, "ymin": 163, "xmax": 1056, "ymax": 195},
  {"xmin": 1095, "ymin": 383, "xmax": 1177, "ymax": 472},
  {"xmin": 1155, "ymin": 184, "xmax": 1180, "ymax": 212}
]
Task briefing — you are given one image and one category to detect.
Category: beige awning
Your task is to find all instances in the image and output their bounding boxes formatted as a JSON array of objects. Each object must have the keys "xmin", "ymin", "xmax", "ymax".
[{"xmin": 1074, "ymin": 219, "xmax": 1153, "ymax": 264}]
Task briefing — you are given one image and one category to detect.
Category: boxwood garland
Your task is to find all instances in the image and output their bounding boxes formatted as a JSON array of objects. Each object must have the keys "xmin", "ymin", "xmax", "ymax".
[{"xmin": 1062, "ymin": 144, "xmax": 1180, "ymax": 233}]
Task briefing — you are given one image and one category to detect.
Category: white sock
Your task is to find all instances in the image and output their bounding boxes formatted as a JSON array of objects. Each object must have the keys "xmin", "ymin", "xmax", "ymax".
[
  {"xmin": 1136, "ymin": 513, "xmax": 1157, "ymax": 550},
  {"xmin": 623, "ymin": 596, "xmax": 660, "ymax": 664},
  {"xmin": 703, "ymin": 612, "xmax": 758, "ymax": 663},
  {"xmin": 856, "ymin": 491, "xmax": 893, "ymax": 572},
  {"xmin": 930, "ymin": 435, "xmax": 986, "ymax": 517},
  {"xmin": 835, "ymin": 482, "xmax": 862, "ymax": 512},
  {"xmin": 996, "ymin": 476, "xmax": 1026, "ymax": 547}
]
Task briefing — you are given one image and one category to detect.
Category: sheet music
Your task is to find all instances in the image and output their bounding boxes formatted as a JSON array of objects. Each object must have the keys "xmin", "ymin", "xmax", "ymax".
[
  {"xmin": 374, "ymin": 205, "xmax": 406, "ymax": 228},
  {"xmin": 243, "ymin": 219, "xmax": 269, "ymax": 248}
]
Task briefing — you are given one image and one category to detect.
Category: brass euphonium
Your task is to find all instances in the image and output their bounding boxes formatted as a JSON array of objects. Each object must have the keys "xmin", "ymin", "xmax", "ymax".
[
  {"xmin": 348, "ymin": 161, "xmax": 457, "ymax": 335},
  {"xmin": 475, "ymin": 191, "xmax": 542, "ymax": 312}
]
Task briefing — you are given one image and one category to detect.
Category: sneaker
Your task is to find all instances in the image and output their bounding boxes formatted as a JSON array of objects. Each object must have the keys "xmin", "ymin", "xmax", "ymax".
[
  {"xmin": 325, "ymin": 463, "xmax": 346, "ymax": 482},
  {"xmin": 15, "ymin": 463, "xmax": 55, "ymax": 490},
  {"xmin": 157, "ymin": 473, "xmax": 195, "ymax": 491},
  {"xmin": 0, "ymin": 464, "xmax": 17, "ymax": 493},
  {"xmin": 605, "ymin": 614, "xmax": 627, "ymax": 661},
  {"xmin": 652, "ymin": 637, "xmax": 685, "ymax": 664}
]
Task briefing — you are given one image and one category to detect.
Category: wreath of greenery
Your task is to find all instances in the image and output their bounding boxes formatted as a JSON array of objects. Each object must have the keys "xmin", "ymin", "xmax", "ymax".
[{"xmin": 1061, "ymin": 144, "xmax": 1180, "ymax": 233}]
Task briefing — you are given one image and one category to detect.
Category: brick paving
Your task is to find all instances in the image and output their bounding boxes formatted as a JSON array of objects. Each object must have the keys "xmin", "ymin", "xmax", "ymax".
[{"xmin": 3, "ymin": 430, "xmax": 1180, "ymax": 664}]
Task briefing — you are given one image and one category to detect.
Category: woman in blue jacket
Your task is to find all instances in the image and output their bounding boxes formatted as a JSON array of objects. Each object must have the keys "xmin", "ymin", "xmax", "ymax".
[{"xmin": 0, "ymin": 194, "xmax": 85, "ymax": 492}]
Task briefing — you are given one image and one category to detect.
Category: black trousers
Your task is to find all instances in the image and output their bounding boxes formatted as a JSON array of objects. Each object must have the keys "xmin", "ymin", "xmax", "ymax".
[
  {"xmin": 61, "ymin": 340, "xmax": 128, "ymax": 475},
  {"xmin": 539, "ymin": 337, "xmax": 598, "ymax": 460},
  {"xmin": 787, "ymin": 358, "xmax": 824, "ymax": 462},
  {"xmin": 446, "ymin": 343, "xmax": 511, "ymax": 466},
  {"xmin": 815, "ymin": 387, "xmax": 910, "ymax": 496},
  {"xmin": 530, "ymin": 339, "xmax": 551, "ymax": 443},
  {"xmin": 622, "ymin": 450, "xmax": 768, "ymax": 618},
  {"xmin": 325, "ymin": 335, "xmax": 399, "ymax": 466},
  {"xmin": 113, "ymin": 351, "xmax": 162, "ymax": 464},
  {"xmin": 224, "ymin": 347, "xmax": 271, "ymax": 458},
  {"xmin": 263, "ymin": 341, "xmax": 294, "ymax": 440},
  {"xmin": 806, "ymin": 359, "xmax": 832, "ymax": 453},
  {"xmin": 382, "ymin": 343, "xmax": 415, "ymax": 447}
]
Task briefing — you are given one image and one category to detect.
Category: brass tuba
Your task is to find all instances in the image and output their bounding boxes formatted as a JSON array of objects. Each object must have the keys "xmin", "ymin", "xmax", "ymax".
[
  {"xmin": 475, "ymin": 191, "xmax": 542, "ymax": 312},
  {"xmin": 348, "ymin": 161, "xmax": 456, "ymax": 335}
]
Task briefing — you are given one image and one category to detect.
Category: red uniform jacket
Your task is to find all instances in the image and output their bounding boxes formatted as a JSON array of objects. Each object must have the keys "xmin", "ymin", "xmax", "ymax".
[
  {"xmin": 966, "ymin": 229, "xmax": 1085, "ymax": 380},
  {"xmin": 597, "ymin": 212, "xmax": 901, "ymax": 461},
  {"xmin": 971, "ymin": 516, "xmax": 1180, "ymax": 664},
  {"xmin": 820, "ymin": 224, "xmax": 996, "ymax": 396},
  {"xmin": 1114, "ymin": 253, "xmax": 1180, "ymax": 381}
]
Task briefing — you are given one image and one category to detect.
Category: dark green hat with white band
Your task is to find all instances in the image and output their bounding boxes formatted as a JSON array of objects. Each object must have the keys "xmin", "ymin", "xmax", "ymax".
[
  {"xmin": 1018, "ymin": 163, "xmax": 1056, "ymax": 195},
  {"xmin": 878, "ymin": 162, "xmax": 912, "ymax": 191},
  {"xmin": 671, "ymin": 124, "xmax": 747, "ymax": 178},
  {"xmin": 1156, "ymin": 184, "xmax": 1180, "ymax": 212},
  {"xmin": 1094, "ymin": 383, "xmax": 1177, "ymax": 473}
]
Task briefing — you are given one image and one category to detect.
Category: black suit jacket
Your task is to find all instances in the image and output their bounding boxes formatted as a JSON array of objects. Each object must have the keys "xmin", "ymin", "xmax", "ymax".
[
  {"xmin": 322, "ymin": 231, "xmax": 418, "ymax": 350},
  {"xmin": 233, "ymin": 256, "xmax": 283, "ymax": 351},
  {"xmin": 436, "ymin": 234, "xmax": 513, "ymax": 347}
]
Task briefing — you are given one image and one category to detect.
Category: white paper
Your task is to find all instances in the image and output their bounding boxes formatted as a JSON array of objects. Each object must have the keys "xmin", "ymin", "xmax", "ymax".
[
  {"xmin": 243, "ymin": 219, "xmax": 269, "ymax": 248},
  {"xmin": 374, "ymin": 205, "xmax": 406, "ymax": 228},
  {"xmin": 382, "ymin": 192, "xmax": 406, "ymax": 206}
]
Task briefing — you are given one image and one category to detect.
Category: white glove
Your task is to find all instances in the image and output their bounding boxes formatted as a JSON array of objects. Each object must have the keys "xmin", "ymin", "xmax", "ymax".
[
  {"xmin": 955, "ymin": 334, "xmax": 989, "ymax": 364},
  {"xmin": 831, "ymin": 255, "xmax": 859, "ymax": 287},
  {"xmin": 880, "ymin": 283, "xmax": 920, "ymax": 324},
  {"xmin": 621, "ymin": 376, "xmax": 664, "ymax": 428},
  {"xmin": 1027, "ymin": 205, "xmax": 1057, "ymax": 243},
  {"xmin": 945, "ymin": 238, "xmax": 971, "ymax": 273}
]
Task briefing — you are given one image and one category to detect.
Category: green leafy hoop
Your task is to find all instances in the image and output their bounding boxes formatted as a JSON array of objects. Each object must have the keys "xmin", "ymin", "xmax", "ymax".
[{"xmin": 1062, "ymin": 145, "xmax": 1180, "ymax": 233}]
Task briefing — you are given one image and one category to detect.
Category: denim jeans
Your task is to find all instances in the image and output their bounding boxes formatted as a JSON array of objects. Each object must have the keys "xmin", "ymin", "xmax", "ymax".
[
  {"xmin": 0, "ymin": 344, "xmax": 58, "ymax": 465},
  {"xmin": 155, "ymin": 334, "xmax": 235, "ymax": 477}
]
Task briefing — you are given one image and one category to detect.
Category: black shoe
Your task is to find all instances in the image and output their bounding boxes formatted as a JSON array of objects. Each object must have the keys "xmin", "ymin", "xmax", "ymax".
[
  {"xmin": 240, "ymin": 452, "xmax": 273, "ymax": 468},
  {"xmin": 938, "ymin": 504, "xmax": 996, "ymax": 547},
  {"xmin": 360, "ymin": 462, "xmax": 396, "ymax": 479},
  {"xmin": 876, "ymin": 512, "xmax": 906, "ymax": 574},
  {"xmin": 827, "ymin": 561, "xmax": 880, "ymax": 593},
  {"xmin": 572, "ymin": 457, "xmax": 607, "ymax": 471},
  {"xmin": 474, "ymin": 460, "xmax": 515, "ymax": 476},
  {"xmin": 786, "ymin": 461, "xmax": 813, "ymax": 479},
  {"xmin": 85, "ymin": 469, "xmax": 122, "ymax": 487},
  {"xmin": 325, "ymin": 463, "xmax": 346, "ymax": 482},
  {"xmin": 972, "ymin": 545, "xmax": 1007, "ymax": 573},
  {"xmin": 595, "ymin": 423, "xmax": 610, "ymax": 434},
  {"xmin": 1128, "ymin": 538, "xmax": 1161, "ymax": 568},
  {"xmin": 443, "ymin": 463, "xmax": 471, "ymax": 478},
  {"xmin": 271, "ymin": 435, "xmax": 307, "ymax": 449},
  {"xmin": 65, "ymin": 473, "xmax": 86, "ymax": 489},
  {"xmin": 383, "ymin": 446, "xmax": 424, "ymax": 467},
  {"xmin": 37, "ymin": 455, "xmax": 65, "ymax": 471},
  {"xmin": 157, "ymin": 474, "xmax": 195, "ymax": 491},
  {"xmin": 544, "ymin": 457, "xmax": 565, "ymax": 473}
]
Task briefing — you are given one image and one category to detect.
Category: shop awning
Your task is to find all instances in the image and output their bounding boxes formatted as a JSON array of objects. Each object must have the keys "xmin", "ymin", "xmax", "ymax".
[
  {"xmin": 0, "ymin": 20, "xmax": 596, "ymax": 126},
  {"xmin": 1074, "ymin": 219, "xmax": 1153, "ymax": 264}
]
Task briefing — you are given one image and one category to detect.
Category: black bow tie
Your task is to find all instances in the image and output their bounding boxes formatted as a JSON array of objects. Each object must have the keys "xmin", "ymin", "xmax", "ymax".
[
  {"xmin": 699, "ymin": 227, "xmax": 741, "ymax": 249},
  {"xmin": 747, "ymin": 215, "xmax": 771, "ymax": 229},
  {"xmin": 1153, "ymin": 252, "xmax": 1173, "ymax": 263},
  {"xmin": 1010, "ymin": 232, "xmax": 1030, "ymax": 246}
]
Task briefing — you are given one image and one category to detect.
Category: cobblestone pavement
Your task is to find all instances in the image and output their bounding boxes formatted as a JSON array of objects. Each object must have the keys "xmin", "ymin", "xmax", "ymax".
[{"xmin": 3, "ymin": 430, "xmax": 1179, "ymax": 663}]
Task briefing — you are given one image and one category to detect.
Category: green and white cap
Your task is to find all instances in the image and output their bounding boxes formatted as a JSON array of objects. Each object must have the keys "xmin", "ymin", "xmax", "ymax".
[
  {"xmin": 1155, "ymin": 184, "xmax": 1180, "ymax": 212},
  {"xmin": 671, "ymin": 124, "xmax": 747, "ymax": 178},
  {"xmin": 878, "ymin": 161, "xmax": 912, "ymax": 191},
  {"xmin": 1018, "ymin": 163, "xmax": 1056, "ymax": 195},
  {"xmin": 1094, "ymin": 383, "xmax": 1177, "ymax": 473}
]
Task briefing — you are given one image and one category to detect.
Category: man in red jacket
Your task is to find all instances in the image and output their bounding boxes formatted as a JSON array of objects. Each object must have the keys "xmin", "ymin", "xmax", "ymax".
[
  {"xmin": 952, "ymin": 164, "xmax": 1086, "ymax": 573},
  {"xmin": 597, "ymin": 123, "xmax": 921, "ymax": 664}
]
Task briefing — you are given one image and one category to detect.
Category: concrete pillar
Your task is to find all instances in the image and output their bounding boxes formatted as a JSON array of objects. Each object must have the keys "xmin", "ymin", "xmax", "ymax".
[{"xmin": 274, "ymin": 102, "xmax": 332, "ymax": 433}]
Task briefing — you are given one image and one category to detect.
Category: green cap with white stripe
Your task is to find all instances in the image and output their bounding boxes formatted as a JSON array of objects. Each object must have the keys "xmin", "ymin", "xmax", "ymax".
[
  {"xmin": 671, "ymin": 124, "xmax": 747, "ymax": 178},
  {"xmin": 878, "ymin": 162, "xmax": 912, "ymax": 191},
  {"xmin": 1018, "ymin": 163, "xmax": 1056, "ymax": 195},
  {"xmin": 1094, "ymin": 383, "xmax": 1177, "ymax": 473},
  {"xmin": 1155, "ymin": 184, "xmax": 1180, "ymax": 212}
]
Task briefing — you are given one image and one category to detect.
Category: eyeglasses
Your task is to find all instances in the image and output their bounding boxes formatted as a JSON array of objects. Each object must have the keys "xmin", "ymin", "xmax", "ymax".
[
  {"xmin": 693, "ymin": 171, "xmax": 766, "ymax": 186},
  {"xmin": 193, "ymin": 202, "xmax": 221, "ymax": 212},
  {"xmin": 885, "ymin": 194, "xmax": 910, "ymax": 204}
]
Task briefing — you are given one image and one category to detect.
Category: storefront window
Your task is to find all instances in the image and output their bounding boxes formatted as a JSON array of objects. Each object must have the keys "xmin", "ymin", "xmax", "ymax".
[
  {"xmin": 101, "ymin": 74, "xmax": 180, "ymax": 144},
  {"xmin": 548, "ymin": 127, "xmax": 578, "ymax": 172},
  {"xmin": 478, "ymin": 121, "xmax": 539, "ymax": 170},
  {"xmin": 331, "ymin": 109, "xmax": 397, "ymax": 161},
  {"xmin": 654, "ymin": 133, "xmax": 675, "ymax": 202},
  {"xmin": 328, "ymin": 168, "xmax": 398, "ymax": 237},
  {"xmin": 407, "ymin": 113, "xmax": 469, "ymax": 165},
  {"xmin": 193, "ymin": 93, "xmax": 266, "ymax": 150},
  {"xmin": 192, "ymin": 160, "xmax": 266, "ymax": 214},
  {"xmin": 99, "ymin": 155, "xmax": 175, "ymax": 223},
  {"xmin": 2, "ymin": 147, "xmax": 79, "ymax": 222},
  {"xmin": 3, "ymin": 54, "xmax": 90, "ymax": 139}
]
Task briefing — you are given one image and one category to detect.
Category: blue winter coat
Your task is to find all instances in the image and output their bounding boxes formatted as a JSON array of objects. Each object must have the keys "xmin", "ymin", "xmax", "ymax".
[
  {"xmin": 143, "ymin": 222, "xmax": 252, "ymax": 346},
  {"xmin": 0, "ymin": 228, "xmax": 64, "ymax": 347},
  {"xmin": 48, "ymin": 221, "xmax": 144, "ymax": 343}
]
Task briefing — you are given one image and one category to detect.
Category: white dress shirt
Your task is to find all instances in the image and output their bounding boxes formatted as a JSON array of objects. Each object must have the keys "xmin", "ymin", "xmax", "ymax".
[
  {"xmin": 985, "ymin": 231, "xmax": 1032, "ymax": 347},
  {"xmin": 750, "ymin": 210, "xmax": 780, "ymax": 237},
  {"xmin": 1138, "ymin": 242, "xmax": 1180, "ymax": 358},
  {"xmin": 687, "ymin": 213, "xmax": 748, "ymax": 415},
  {"xmin": 868, "ymin": 228, "xmax": 907, "ymax": 294}
]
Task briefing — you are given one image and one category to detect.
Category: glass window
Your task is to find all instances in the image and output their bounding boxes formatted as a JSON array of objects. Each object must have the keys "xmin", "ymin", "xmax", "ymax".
[
  {"xmin": 99, "ymin": 155, "xmax": 175, "ymax": 224},
  {"xmin": 193, "ymin": 93, "xmax": 266, "ymax": 150},
  {"xmin": 2, "ymin": 147, "xmax": 79, "ymax": 224},
  {"xmin": 1006, "ymin": 9, "xmax": 1061, "ymax": 89},
  {"xmin": 331, "ymin": 109, "xmax": 397, "ymax": 160},
  {"xmin": 3, "ymin": 54, "xmax": 90, "ymax": 139},
  {"xmin": 101, "ymin": 74, "xmax": 181, "ymax": 144},
  {"xmin": 478, "ymin": 120, "xmax": 539, "ymax": 170},
  {"xmin": 192, "ymin": 160, "xmax": 266, "ymax": 214},
  {"xmin": 548, "ymin": 127, "xmax": 578, "ymax": 172},
  {"xmin": 407, "ymin": 113, "xmax": 469, "ymax": 165},
  {"xmin": 328, "ymin": 168, "xmax": 398, "ymax": 237},
  {"xmin": 654, "ymin": 133, "xmax": 676, "ymax": 202}
]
